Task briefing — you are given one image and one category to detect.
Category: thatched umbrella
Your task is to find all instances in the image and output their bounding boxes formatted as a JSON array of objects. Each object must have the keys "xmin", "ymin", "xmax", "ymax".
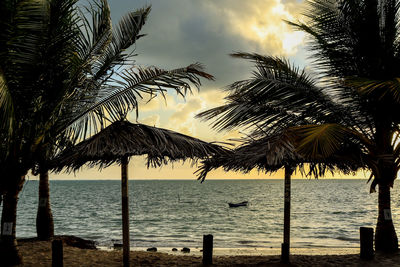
[
  {"xmin": 197, "ymin": 132, "xmax": 363, "ymax": 263},
  {"xmin": 51, "ymin": 120, "xmax": 228, "ymax": 266}
]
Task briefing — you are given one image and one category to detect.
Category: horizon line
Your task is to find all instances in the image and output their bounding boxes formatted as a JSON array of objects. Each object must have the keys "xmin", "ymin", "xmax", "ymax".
[{"xmin": 28, "ymin": 177, "xmax": 369, "ymax": 181}]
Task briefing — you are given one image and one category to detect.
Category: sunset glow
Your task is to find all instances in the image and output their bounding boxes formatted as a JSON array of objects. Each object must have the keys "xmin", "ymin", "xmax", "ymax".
[{"xmin": 49, "ymin": 0, "xmax": 367, "ymax": 180}]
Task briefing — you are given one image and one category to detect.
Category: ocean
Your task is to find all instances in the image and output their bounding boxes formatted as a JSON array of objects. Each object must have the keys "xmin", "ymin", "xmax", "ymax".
[{"xmin": 14, "ymin": 179, "xmax": 400, "ymax": 249}]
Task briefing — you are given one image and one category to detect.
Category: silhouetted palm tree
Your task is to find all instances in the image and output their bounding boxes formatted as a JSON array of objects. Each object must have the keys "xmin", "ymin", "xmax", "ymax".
[
  {"xmin": 0, "ymin": 0, "xmax": 212, "ymax": 264},
  {"xmin": 198, "ymin": 0, "xmax": 400, "ymax": 252}
]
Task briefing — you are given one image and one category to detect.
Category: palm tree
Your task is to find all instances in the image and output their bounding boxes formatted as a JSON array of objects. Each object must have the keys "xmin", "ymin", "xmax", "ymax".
[
  {"xmin": 0, "ymin": 0, "xmax": 213, "ymax": 264},
  {"xmin": 198, "ymin": 0, "xmax": 400, "ymax": 252},
  {"xmin": 196, "ymin": 132, "xmax": 362, "ymax": 263}
]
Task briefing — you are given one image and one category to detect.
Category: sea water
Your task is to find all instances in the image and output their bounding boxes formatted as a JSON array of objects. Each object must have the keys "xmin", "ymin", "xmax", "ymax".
[{"xmin": 13, "ymin": 179, "xmax": 400, "ymax": 248}]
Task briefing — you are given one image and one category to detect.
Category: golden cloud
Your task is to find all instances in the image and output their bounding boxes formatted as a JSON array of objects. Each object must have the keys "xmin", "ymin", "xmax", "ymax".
[
  {"xmin": 170, "ymin": 98, "xmax": 203, "ymax": 123},
  {"xmin": 137, "ymin": 94, "xmax": 176, "ymax": 112},
  {"xmin": 205, "ymin": 0, "xmax": 305, "ymax": 56},
  {"xmin": 139, "ymin": 114, "xmax": 160, "ymax": 126}
]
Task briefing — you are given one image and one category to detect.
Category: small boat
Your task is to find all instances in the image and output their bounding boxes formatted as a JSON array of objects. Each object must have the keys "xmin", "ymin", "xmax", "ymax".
[{"xmin": 228, "ymin": 201, "xmax": 248, "ymax": 208}]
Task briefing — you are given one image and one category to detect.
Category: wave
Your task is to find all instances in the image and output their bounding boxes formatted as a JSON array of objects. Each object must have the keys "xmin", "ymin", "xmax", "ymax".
[{"xmin": 335, "ymin": 236, "xmax": 358, "ymax": 242}]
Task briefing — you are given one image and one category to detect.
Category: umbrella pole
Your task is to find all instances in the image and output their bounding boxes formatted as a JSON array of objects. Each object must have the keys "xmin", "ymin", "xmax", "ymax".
[
  {"xmin": 121, "ymin": 156, "xmax": 130, "ymax": 267},
  {"xmin": 281, "ymin": 165, "xmax": 293, "ymax": 263}
]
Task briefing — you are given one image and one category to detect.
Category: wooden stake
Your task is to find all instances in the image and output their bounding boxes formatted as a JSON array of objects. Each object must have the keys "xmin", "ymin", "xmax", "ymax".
[
  {"xmin": 360, "ymin": 227, "xmax": 374, "ymax": 260},
  {"xmin": 202, "ymin": 234, "xmax": 213, "ymax": 265},
  {"xmin": 52, "ymin": 239, "xmax": 63, "ymax": 267},
  {"xmin": 121, "ymin": 156, "xmax": 130, "ymax": 267}
]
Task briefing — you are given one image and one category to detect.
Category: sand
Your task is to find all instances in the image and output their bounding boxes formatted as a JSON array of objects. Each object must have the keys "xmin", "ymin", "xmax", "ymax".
[{"xmin": 15, "ymin": 239, "xmax": 400, "ymax": 266}]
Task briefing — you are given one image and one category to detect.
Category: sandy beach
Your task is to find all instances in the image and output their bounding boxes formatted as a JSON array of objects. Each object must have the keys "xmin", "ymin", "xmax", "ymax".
[{"xmin": 16, "ymin": 237, "xmax": 400, "ymax": 266}]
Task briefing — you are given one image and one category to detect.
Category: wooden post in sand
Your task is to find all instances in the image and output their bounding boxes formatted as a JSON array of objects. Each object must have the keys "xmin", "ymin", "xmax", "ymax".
[
  {"xmin": 203, "ymin": 234, "xmax": 213, "ymax": 265},
  {"xmin": 52, "ymin": 239, "xmax": 63, "ymax": 267},
  {"xmin": 121, "ymin": 156, "xmax": 130, "ymax": 267},
  {"xmin": 281, "ymin": 166, "xmax": 293, "ymax": 263},
  {"xmin": 360, "ymin": 227, "xmax": 374, "ymax": 260}
]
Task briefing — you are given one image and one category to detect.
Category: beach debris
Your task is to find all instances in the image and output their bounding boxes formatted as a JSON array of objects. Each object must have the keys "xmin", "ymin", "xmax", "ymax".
[
  {"xmin": 181, "ymin": 247, "xmax": 190, "ymax": 253},
  {"xmin": 172, "ymin": 248, "xmax": 178, "ymax": 251},
  {"xmin": 113, "ymin": 243, "xmax": 123, "ymax": 250},
  {"xmin": 19, "ymin": 235, "xmax": 97, "ymax": 250},
  {"xmin": 147, "ymin": 247, "xmax": 157, "ymax": 252},
  {"xmin": 58, "ymin": 235, "xmax": 97, "ymax": 250}
]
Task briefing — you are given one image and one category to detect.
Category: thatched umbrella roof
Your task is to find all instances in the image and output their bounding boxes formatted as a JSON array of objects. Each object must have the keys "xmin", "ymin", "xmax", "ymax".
[
  {"xmin": 51, "ymin": 120, "xmax": 228, "ymax": 172},
  {"xmin": 195, "ymin": 130, "xmax": 365, "ymax": 263},
  {"xmin": 49, "ymin": 120, "xmax": 229, "ymax": 266},
  {"xmin": 196, "ymin": 131, "xmax": 364, "ymax": 181}
]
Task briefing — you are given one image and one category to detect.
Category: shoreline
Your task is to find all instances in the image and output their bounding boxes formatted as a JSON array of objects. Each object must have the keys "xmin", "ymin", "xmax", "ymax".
[
  {"xmin": 20, "ymin": 236, "xmax": 360, "ymax": 256},
  {"xmin": 17, "ymin": 237, "xmax": 400, "ymax": 266},
  {"xmin": 121, "ymin": 246, "xmax": 360, "ymax": 256}
]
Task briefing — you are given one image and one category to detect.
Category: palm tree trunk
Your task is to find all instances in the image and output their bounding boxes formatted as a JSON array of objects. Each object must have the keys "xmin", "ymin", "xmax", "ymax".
[
  {"xmin": 36, "ymin": 169, "xmax": 54, "ymax": 240},
  {"xmin": 281, "ymin": 165, "xmax": 293, "ymax": 263},
  {"xmin": 375, "ymin": 183, "xmax": 398, "ymax": 252},
  {"xmin": 0, "ymin": 175, "xmax": 25, "ymax": 266}
]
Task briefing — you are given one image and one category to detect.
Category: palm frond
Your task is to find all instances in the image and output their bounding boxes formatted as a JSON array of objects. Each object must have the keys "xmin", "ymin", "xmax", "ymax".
[
  {"xmin": 197, "ymin": 52, "xmax": 352, "ymax": 133},
  {"xmin": 288, "ymin": 123, "xmax": 372, "ymax": 159},
  {"xmin": 345, "ymin": 76, "xmax": 400, "ymax": 103},
  {"xmin": 22, "ymin": 0, "xmax": 83, "ymax": 150},
  {"xmin": 74, "ymin": 0, "xmax": 112, "ymax": 73},
  {"xmin": 91, "ymin": 6, "xmax": 150, "ymax": 81},
  {"xmin": 62, "ymin": 63, "xmax": 214, "ymax": 141},
  {"xmin": 380, "ymin": 0, "xmax": 400, "ymax": 59},
  {"xmin": 289, "ymin": 0, "xmax": 385, "ymax": 78},
  {"xmin": 1, "ymin": 0, "xmax": 48, "ymax": 109},
  {"xmin": 291, "ymin": 124, "xmax": 347, "ymax": 158},
  {"xmin": 0, "ymin": 71, "xmax": 14, "ymax": 137},
  {"xmin": 28, "ymin": 3, "xmax": 150, "ymax": 148}
]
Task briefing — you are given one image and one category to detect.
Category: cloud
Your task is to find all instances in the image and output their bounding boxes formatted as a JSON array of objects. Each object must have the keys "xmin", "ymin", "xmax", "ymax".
[
  {"xmin": 108, "ymin": 0, "xmax": 306, "ymax": 91},
  {"xmin": 167, "ymin": 98, "xmax": 205, "ymax": 135},
  {"xmin": 199, "ymin": 89, "xmax": 228, "ymax": 108},
  {"xmin": 136, "ymin": 93, "xmax": 176, "ymax": 112},
  {"xmin": 139, "ymin": 114, "xmax": 160, "ymax": 126},
  {"xmin": 53, "ymin": 1, "xmax": 313, "ymax": 180},
  {"xmin": 170, "ymin": 98, "xmax": 203, "ymax": 123},
  {"xmin": 203, "ymin": 0, "xmax": 305, "ymax": 56},
  {"xmin": 131, "ymin": 87, "xmax": 252, "ymax": 142}
]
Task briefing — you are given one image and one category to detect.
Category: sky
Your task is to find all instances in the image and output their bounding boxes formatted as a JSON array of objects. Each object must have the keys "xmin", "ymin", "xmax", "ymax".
[{"xmin": 51, "ymin": 0, "xmax": 368, "ymax": 180}]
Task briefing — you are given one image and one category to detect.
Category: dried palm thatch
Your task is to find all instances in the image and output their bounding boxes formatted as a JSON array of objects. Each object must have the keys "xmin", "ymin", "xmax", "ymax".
[
  {"xmin": 196, "ymin": 131, "xmax": 364, "ymax": 182},
  {"xmin": 51, "ymin": 120, "xmax": 228, "ymax": 172}
]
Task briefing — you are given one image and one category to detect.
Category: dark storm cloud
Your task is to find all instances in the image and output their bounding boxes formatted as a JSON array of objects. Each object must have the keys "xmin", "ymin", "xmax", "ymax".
[{"xmin": 107, "ymin": 0, "xmax": 304, "ymax": 90}]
